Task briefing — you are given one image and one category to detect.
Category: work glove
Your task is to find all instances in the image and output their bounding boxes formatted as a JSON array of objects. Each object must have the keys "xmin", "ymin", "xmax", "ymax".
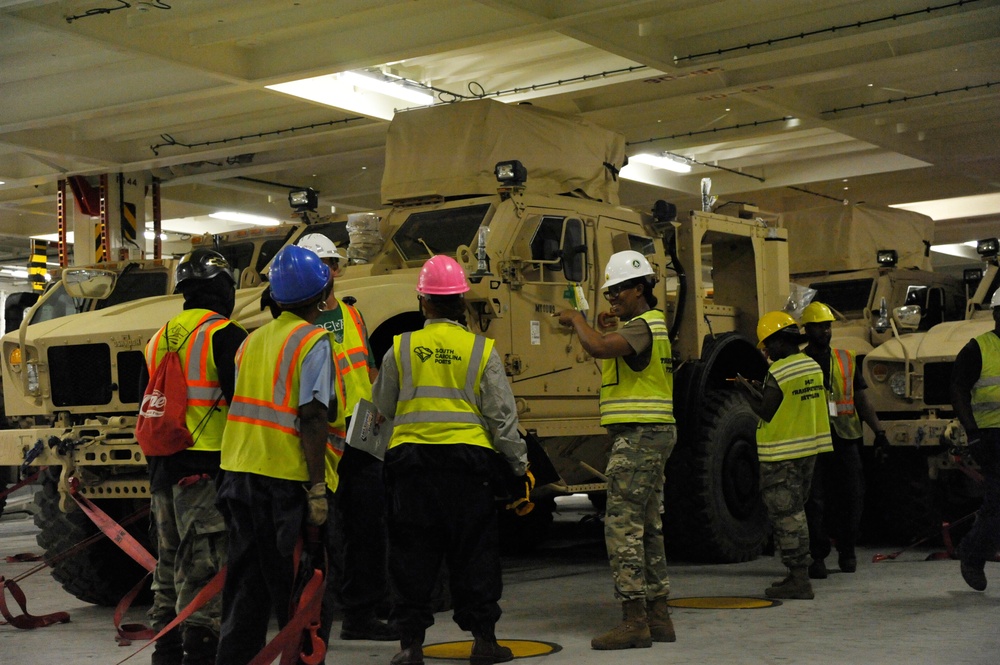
[
  {"xmin": 872, "ymin": 430, "xmax": 890, "ymax": 463},
  {"xmin": 505, "ymin": 469, "xmax": 535, "ymax": 517},
  {"xmin": 305, "ymin": 482, "xmax": 328, "ymax": 526},
  {"xmin": 942, "ymin": 419, "xmax": 977, "ymax": 459}
]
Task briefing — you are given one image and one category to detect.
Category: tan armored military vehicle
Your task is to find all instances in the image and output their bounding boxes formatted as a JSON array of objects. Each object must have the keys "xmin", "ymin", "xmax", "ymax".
[
  {"xmin": 0, "ymin": 99, "xmax": 789, "ymax": 604},
  {"xmin": 783, "ymin": 204, "xmax": 966, "ymax": 357},
  {"xmin": 861, "ymin": 239, "xmax": 999, "ymax": 539}
]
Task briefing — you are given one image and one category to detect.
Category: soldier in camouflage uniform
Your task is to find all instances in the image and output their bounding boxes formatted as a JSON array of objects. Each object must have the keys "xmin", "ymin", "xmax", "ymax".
[
  {"xmin": 737, "ymin": 311, "xmax": 832, "ymax": 600},
  {"xmin": 141, "ymin": 250, "xmax": 247, "ymax": 665},
  {"xmin": 559, "ymin": 250, "xmax": 676, "ymax": 651}
]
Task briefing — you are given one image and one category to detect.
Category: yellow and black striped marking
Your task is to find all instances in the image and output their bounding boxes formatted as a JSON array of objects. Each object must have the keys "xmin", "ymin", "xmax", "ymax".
[
  {"xmin": 667, "ymin": 596, "xmax": 779, "ymax": 609},
  {"xmin": 422, "ymin": 639, "xmax": 561, "ymax": 660},
  {"xmin": 28, "ymin": 238, "xmax": 48, "ymax": 292}
]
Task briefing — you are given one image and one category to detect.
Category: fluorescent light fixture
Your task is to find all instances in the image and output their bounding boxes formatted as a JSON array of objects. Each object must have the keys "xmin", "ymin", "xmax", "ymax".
[
  {"xmin": 627, "ymin": 153, "xmax": 692, "ymax": 174},
  {"xmin": 891, "ymin": 193, "xmax": 1000, "ymax": 221},
  {"xmin": 339, "ymin": 71, "xmax": 433, "ymax": 105},
  {"xmin": 0, "ymin": 268, "xmax": 30, "ymax": 278},
  {"xmin": 268, "ymin": 70, "xmax": 433, "ymax": 121},
  {"xmin": 209, "ymin": 211, "xmax": 281, "ymax": 226},
  {"xmin": 32, "ymin": 232, "xmax": 75, "ymax": 244}
]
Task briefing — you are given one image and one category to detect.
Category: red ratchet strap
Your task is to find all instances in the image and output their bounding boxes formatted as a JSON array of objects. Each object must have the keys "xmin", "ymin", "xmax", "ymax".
[
  {"xmin": 247, "ymin": 568, "xmax": 326, "ymax": 665},
  {"xmin": 0, "ymin": 468, "xmax": 43, "ymax": 504},
  {"xmin": 116, "ymin": 568, "xmax": 226, "ymax": 662},
  {"xmin": 0, "ymin": 575, "xmax": 71, "ymax": 629},
  {"xmin": 1, "ymin": 502, "xmax": 151, "ymax": 631},
  {"xmin": 67, "ymin": 480, "xmax": 160, "ymax": 642}
]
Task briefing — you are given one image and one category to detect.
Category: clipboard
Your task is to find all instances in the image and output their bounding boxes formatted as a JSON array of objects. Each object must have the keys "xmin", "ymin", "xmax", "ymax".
[{"xmin": 345, "ymin": 398, "xmax": 387, "ymax": 460}]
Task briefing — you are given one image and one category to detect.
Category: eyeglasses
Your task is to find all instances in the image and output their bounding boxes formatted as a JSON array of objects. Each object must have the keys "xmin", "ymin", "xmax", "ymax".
[{"xmin": 603, "ymin": 283, "xmax": 634, "ymax": 301}]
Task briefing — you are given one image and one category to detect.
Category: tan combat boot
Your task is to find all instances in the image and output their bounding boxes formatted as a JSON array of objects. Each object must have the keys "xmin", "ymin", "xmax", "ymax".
[
  {"xmin": 591, "ymin": 599, "xmax": 652, "ymax": 650},
  {"xmin": 646, "ymin": 596, "xmax": 676, "ymax": 643},
  {"xmin": 765, "ymin": 566, "xmax": 815, "ymax": 600}
]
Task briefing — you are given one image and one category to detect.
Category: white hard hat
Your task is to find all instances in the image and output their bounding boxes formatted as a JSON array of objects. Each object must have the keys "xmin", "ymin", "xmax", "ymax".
[
  {"xmin": 297, "ymin": 233, "xmax": 344, "ymax": 260},
  {"xmin": 991, "ymin": 288, "xmax": 1000, "ymax": 309},
  {"xmin": 602, "ymin": 250, "xmax": 655, "ymax": 289}
]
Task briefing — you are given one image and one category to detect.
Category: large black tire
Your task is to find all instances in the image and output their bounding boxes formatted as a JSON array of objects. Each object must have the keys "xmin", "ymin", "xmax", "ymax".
[
  {"xmin": 664, "ymin": 390, "xmax": 769, "ymax": 562},
  {"xmin": 33, "ymin": 470, "xmax": 153, "ymax": 606}
]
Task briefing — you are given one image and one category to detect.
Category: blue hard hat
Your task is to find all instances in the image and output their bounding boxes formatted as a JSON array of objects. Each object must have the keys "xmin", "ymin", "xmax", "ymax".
[{"xmin": 268, "ymin": 245, "xmax": 331, "ymax": 307}]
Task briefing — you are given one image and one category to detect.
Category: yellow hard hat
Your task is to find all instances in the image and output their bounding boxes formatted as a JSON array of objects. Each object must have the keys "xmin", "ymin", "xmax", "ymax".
[
  {"xmin": 757, "ymin": 311, "xmax": 798, "ymax": 348},
  {"xmin": 801, "ymin": 301, "xmax": 835, "ymax": 324}
]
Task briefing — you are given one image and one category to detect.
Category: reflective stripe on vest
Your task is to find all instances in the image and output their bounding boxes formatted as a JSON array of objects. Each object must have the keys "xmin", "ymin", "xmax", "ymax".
[
  {"xmin": 389, "ymin": 322, "xmax": 494, "ymax": 449},
  {"xmin": 756, "ymin": 353, "xmax": 833, "ymax": 462},
  {"xmin": 830, "ymin": 348, "xmax": 863, "ymax": 440},
  {"xmin": 600, "ymin": 309, "xmax": 674, "ymax": 426},
  {"xmin": 144, "ymin": 309, "xmax": 232, "ymax": 452},
  {"xmin": 222, "ymin": 312, "xmax": 328, "ymax": 481},
  {"xmin": 972, "ymin": 332, "xmax": 1000, "ymax": 429},
  {"xmin": 333, "ymin": 301, "xmax": 373, "ymax": 414}
]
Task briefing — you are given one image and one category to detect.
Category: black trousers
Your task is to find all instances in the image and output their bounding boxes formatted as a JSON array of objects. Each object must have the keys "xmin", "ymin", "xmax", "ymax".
[
  {"xmin": 315, "ymin": 445, "xmax": 387, "ymax": 651},
  {"xmin": 385, "ymin": 443, "xmax": 503, "ymax": 641},
  {"xmin": 806, "ymin": 435, "xmax": 864, "ymax": 560},
  {"xmin": 961, "ymin": 429, "xmax": 1000, "ymax": 564},
  {"xmin": 216, "ymin": 473, "xmax": 308, "ymax": 665}
]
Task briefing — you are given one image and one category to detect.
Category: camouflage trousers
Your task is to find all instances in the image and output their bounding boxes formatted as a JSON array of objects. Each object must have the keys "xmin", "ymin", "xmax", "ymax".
[
  {"xmin": 148, "ymin": 476, "xmax": 227, "ymax": 634},
  {"xmin": 759, "ymin": 456, "xmax": 816, "ymax": 568},
  {"xmin": 604, "ymin": 423, "xmax": 677, "ymax": 601}
]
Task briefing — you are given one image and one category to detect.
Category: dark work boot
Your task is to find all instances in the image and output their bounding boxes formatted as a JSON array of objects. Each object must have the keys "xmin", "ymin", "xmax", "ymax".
[
  {"xmin": 181, "ymin": 625, "xmax": 218, "ymax": 665},
  {"xmin": 960, "ymin": 558, "xmax": 987, "ymax": 591},
  {"xmin": 390, "ymin": 636, "xmax": 425, "ymax": 665},
  {"xmin": 838, "ymin": 549, "xmax": 857, "ymax": 573},
  {"xmin": 765, "ymin": 567, "xmax": 815, "ymax": 600},
  {"xmin": 340, "ymin": 611, "xmax": 400, "ymax": 641},
  {"xmin": 151, "ymin": 627, "xmax": 183, "ymax": 665},
  {"xmin": 470, "ymin": 627, "xmax": 513, "ymax": 665},
  {"xmin": 808, "ymin": 557, "xmax": 828, "ymax": 579},
  {"xmin": 645, "ymin": 596, "xmax": 676, "ymax": 643},
  {"xmin": 591, "ymin": 599, "xmax": 652, "ymax": 650}
]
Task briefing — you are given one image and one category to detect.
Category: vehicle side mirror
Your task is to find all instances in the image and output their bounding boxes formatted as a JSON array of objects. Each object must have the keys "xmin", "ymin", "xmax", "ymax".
[
  {"xmin": 893, "ymin": 304, "xmax": 922, "ymax": 331},
  {"xmin": 873, "ymin": 297, "xmax": 890, "ymax": 334},
  {"xmin": 62, "ymin": 268, "xmax": 117, "ymax": 300}
]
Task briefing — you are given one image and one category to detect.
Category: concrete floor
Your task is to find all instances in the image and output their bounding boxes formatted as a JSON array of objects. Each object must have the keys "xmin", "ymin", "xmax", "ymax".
[{"xmin": 1, "ymin": 491, "xmax": 998, "ymax": 665}]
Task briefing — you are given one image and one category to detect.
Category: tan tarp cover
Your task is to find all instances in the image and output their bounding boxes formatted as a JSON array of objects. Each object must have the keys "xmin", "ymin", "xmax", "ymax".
[
  {"xmin": 381, "ymin": 99, "xmax": 625, "ymax": 205},
  {"xmin": 780, "ymin": 204, "xmax": 934, "ymax": 274}
]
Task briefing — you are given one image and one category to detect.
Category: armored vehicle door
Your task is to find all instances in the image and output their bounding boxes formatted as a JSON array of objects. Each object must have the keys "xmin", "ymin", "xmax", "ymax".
[{"xmin": 502, "ymin": 210, "xmax": 601, "ymax": 418}]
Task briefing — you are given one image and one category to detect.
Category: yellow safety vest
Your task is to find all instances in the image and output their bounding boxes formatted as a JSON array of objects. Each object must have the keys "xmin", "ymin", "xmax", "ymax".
[
  {"xmin": 325, "ymin": 365, "xmax": 346, "ymax": 492},
  {"xmin": 332, "ymin": 300, "xmax": 373, "ymax": 415},
  {"xmin": 222, "ymin": 311, "xmax": 329, "ymax": 481},
  {"xmin": 756, "ymin": 353, "xmax": 833, "ymax": 462},
  {"xmin": 600, "ymin": 309, "xmax": 674, "ymax": 426},
  {"xmin": 388, "ymin": 322, "xmax": 495, "ymax": 450},
  {"xmin": 829, "ymin": 348, "xmax": 863, "ymax": 440},
  {"xmin": 972, "ymin": 332, "xmax": 1000, "ymax": 429},
  {"xmin": 144, "ymin": 308, "xmax": 238, "ymax": 452}
]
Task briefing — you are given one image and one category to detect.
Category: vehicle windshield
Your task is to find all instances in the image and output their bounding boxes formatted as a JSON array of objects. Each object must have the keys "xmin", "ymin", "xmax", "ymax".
[
  {"xmin": 392, "ymin": 204, "xmax": 492, "ymax": 262},
  {"xmin": 28, "ymin": 266, "xmax": 172, "ymax": 326},
  {"xmin": 809, "ymin": 278, "xmax": 874, "ymax": 319}
]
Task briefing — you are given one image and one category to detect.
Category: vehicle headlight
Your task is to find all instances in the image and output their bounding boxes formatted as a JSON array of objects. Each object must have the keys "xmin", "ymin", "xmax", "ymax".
[
  {"xmin": 27, "ymin": 363, "xmax": 38, "ymax": 394},
  {"xmin": 888, "ymin": 371, "xmax": 907, "ymax": 397}
]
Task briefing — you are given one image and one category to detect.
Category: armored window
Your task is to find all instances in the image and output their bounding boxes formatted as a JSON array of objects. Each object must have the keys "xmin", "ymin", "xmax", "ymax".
[
  {"xmin": 808, "ymin": 278, "xmax": 874, "ymax": 319},
  {"xmin": 393, "ymin": 204, "xmax": 492, "ymax": 263},
  {"xmin": 96, "ymin": 270, "xmax": 169, "ymax": 310},
  {"xmin": 528, "ymin": 216, "xmax": 587, "ymax": 283}
]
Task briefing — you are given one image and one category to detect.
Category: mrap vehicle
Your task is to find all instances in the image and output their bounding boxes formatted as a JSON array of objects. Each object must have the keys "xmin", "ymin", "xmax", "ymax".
[{"xmin": 0, "ymin": 99, "xmax": 789, "ymax": 604}]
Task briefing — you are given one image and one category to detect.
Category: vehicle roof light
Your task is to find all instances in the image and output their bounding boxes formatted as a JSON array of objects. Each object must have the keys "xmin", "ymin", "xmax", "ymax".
[
  {"xmin": 976, "ymin": 237, "xmax": 999, "ymax": 258},
  {"xmin": 288, "ymin": 188, "xmax": 319, "ymax": 213},
  {"xmin": 876, "ymin": 249, "xmax": 898, "ymax": 267},
  {"xmin": 495, "ymin": 160, "xmax": 527, "ymax": 187}
]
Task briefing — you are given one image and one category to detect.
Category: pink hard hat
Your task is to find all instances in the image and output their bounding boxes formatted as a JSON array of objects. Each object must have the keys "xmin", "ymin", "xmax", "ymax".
[{"xmin": 416, "ymin": 255, "xmax": 470, "ymax": 296}]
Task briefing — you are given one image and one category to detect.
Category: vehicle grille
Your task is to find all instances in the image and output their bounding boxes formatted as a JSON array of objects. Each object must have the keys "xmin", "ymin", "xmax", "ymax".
[
  {"xmin": 49, "ymin": 344, "xmax": 112, "ymax": 406},
  {"xmin": 923, "ymin": 362, "xmax": 953, "ymax": 406},
  {"xmin": 117, "ymin": 350, "xmax": 146, "ymax": 404}
]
